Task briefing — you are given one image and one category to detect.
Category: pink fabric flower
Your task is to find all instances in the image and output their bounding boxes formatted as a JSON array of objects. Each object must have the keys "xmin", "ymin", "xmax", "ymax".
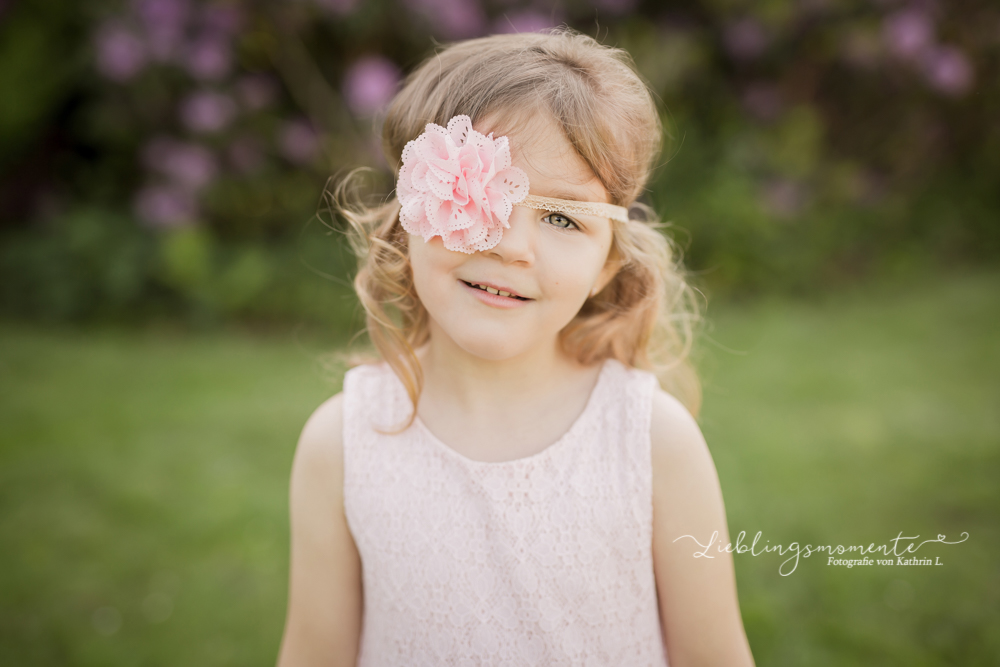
[{"xmin": 397, "ymin": 115, "xmax": 529, "ymax": 254}]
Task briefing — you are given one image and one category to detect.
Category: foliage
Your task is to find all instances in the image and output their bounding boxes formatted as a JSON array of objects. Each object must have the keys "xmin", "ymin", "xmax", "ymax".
[
  {"xmin": 1, "ymin": 0, "xmax": 998, "ymax": 323},
  {"xmin": 0, "ymin": 207, "xmax": 360, "ymax": 333}
]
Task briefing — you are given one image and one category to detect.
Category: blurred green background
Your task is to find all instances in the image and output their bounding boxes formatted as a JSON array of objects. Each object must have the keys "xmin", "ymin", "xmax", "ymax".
[{"xmin": 0, "ymin": 0, "xmax": 997, "ymax": 664}]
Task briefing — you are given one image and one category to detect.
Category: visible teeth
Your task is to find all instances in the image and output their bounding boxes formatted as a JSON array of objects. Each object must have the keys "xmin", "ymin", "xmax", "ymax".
[{"xmin": 469, "ymin": 282, "xmax": 522, "ymax": 299}]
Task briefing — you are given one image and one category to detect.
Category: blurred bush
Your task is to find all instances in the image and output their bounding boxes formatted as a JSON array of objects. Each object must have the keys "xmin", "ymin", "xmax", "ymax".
[{"xmin": 0, "ymin": 0, "xmax": 998, "ymax": 326}]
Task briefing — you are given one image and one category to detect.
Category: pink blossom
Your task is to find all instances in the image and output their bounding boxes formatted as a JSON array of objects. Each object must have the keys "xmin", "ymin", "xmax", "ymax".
[
  {"xmin": 228, "ymin": 136, "xmax": 265, "ymax": 173},
  {"xmin": 315, "ymin": 0, "xmax": 361, "ymax": 16},
  {"xmin": 492, "ymin": 10, "xmax": 558, "ymax": 34},
  {"xmin": 134, "ymin": 185, "xmax": 198, "ymax": 228},
  {"xmin": 200, "ymin": 4, "xmax": 243, "ymax": 35},
  {"xmin": 366, "ymin": 134, "xmax": 388, "ymax": 170},
  {"xmin": 742, "ymin": 83, "xmax": 783, "ymax": 122},
  {"xmin": 590, "ymin": 0, "xmax": 639, "ymax": 15},
  {"xmin": 404, "ymin": 0, "xmax": 486, "ymax": 39},
  {"xmin": 921, "ymin": 46, "xmax": 973, "ymax": 97},
  {"xmin": 761, "ymin": 179, "xmax": 808, "ymax": 218},
  {"xmin": 94, "ymin": 23, "xmax": 148, "ymax": 82},
  {"xmin": 723, "ymin": 18, "xmax": 769, "ymax": 61},
  {"xmin": 343, "ymin": 56, "xmax": 401, "ymax": 117},
  {"xmin": 883, "ymin": 9, "xmax": 934, "ymax": 61},
  {"xmin": 397, "ymin": 115, "xmax": 529, "ymax": 254},
  {"xmin": 237, "ymin": 75, "xmax": 279, "ymax": 111},
  {"xmin": 134, "ymin": 0, "xmax": 190, "ymax": 62},
  {"xmin": 142, "ymin": 136, "xmax": 175, "ymax": 168},
  {"xmin": 143, "ymin": 138, "xmax": 218, "ymax": 190},
  {"xmin": 184, "ymin": 35, "xmax": 232, "ymax": 81},
  {"xmin": 180, "ymin": 91, "xmax": 237, "ymax": 133},
  {"xmin": 440, "ymin": 0, "xmax": 487, "ymax": 39},
  {"xmin": 278, "ymin": 119, "xmax": 320, "ymax": 164}
]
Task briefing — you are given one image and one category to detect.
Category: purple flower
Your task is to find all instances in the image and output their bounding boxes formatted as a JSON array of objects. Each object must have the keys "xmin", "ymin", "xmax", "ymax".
[
  {"xmin": 343, "ymin": 56, "xmax": 401, "ymax": 117},
  {"xmin": 180, "ymin": 91, "xmax": 237, "ymax": 133},
  {"xmin": 742, "ymin": 83, "xmax": 783, "ymax": 122},
  {"xmin": 921, "ymin": 45, "xmax": 973, "ymax": 97},
  {"xmin": 228, "ymin": 136, "xmax": 265, "ymax": 173},
  {"xmin": 403, "ymin": 0, "xmax": 486, "ymax": 39},
  {"xmin": 278, "ymin": 119, "xmax": 321, "ymax": 164},
  {"xmin": 439, "ymin": 0, "xmax": 487, "ymax": 39},
  {"xmin": 492, "ymin": 10, "xmax": 558, "ymax": 34},
  {"xmin": 237, "ymin": 75, "xmax": 279, "ymax": 111},
  {"xmin": 142, "ymin": 136, "xmax": 176, "ymax": 169},
  {"xmin": 366, "ymin": 134, "xmax": 388, "ymax": 170},
  {"xmin": 184, "ymin": 35, "xmax": 232, "ymax": 81},
  {"xmin": 761, "ymin": 178, "xmax": 808, "ymax": 218},
  {"xmin": 134, "ymin": 0, "xmax": 190, "ymax": 61},
  {"xmin": 200, "ymin": 4, "xmax": 243, "ymax": 35},
  {"xmin": 167, "ymin": 145, "xmax": 218, "ymax": 189},
  {"xmin": 143, "ymin": 137, "xmax": 219, "ymax": 190},
  {"xmin": 315, "ymin": 0, "xmax": 361, "ymax": 16},
  {"xmin": 134, "ymin": 185, "xmax": 198, "ymax": 228},
  {"xmin": 94, "ymin": 22, "xmax": 148, "ymax": 82},
  {"xmin": 883, "ymin": 9, "xmax": 933, "ymax": 61},
  {"xmin": 723, "ymin": 18, "xmax": 769, "ymax": 61},
  {"xmin": 590, "ymin": 0, "xmax": 639, "ymax": 15}
]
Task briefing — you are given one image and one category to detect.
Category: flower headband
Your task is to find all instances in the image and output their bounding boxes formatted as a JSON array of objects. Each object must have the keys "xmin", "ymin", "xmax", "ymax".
[{"xmin": 396, "ymin": 114, "xmax": 630, "ymax": 254}]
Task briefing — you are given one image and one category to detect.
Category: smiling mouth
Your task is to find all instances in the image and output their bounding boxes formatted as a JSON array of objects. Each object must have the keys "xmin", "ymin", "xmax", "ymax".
[{"xmin": 460, "ymin": 280, "xmax": 532, "ymax": 301}]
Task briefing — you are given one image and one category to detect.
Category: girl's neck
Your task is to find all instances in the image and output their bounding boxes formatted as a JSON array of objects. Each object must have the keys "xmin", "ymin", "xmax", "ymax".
[{"xmin": 415, "ymin": 335, "xmax": 592, "ymax": 420}]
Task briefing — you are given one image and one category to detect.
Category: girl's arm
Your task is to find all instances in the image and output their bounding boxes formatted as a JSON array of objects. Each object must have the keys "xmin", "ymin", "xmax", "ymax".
[
  {"xmin": 650, "ymin": 389, "xmax": 756, "ymax": 667},
  {"xmin": 277, "ymin": 393, "xmax": 363, "ymax": 667}
]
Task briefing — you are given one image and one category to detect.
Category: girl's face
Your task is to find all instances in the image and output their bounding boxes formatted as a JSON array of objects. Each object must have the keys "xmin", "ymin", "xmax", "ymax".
[{"xmin": 407, "ymin": 113, "xmax": 619, "ymax": 362}]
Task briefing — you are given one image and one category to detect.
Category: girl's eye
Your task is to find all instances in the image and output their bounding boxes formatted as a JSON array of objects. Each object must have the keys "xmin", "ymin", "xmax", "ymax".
[{"xmin": 544, "ymin": 212, "xmax": 580, "ymax": 231}]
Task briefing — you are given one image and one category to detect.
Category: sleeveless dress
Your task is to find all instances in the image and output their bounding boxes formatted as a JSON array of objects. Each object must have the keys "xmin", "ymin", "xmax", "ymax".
[{"xmin": 341, "ymin": 357, "xmax": 669, "ymax": 666}]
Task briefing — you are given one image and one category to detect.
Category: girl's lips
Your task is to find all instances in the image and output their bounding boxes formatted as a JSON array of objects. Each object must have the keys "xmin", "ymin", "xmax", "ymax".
[{"xmin": 459, "ymin": 280, "xmax": 533, "ymax": 309}]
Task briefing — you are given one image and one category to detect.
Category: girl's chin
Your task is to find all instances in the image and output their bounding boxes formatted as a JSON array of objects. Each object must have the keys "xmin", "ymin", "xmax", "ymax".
[{"xmin": 444, "ymin": 332, "xmax": 534, "ymax": 361}]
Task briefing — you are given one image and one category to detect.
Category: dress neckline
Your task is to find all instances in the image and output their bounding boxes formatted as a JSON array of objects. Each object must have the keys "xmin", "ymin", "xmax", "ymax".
[{"xmin": 411, "ymin": 358, "xmax": 614, "ymax": 468}]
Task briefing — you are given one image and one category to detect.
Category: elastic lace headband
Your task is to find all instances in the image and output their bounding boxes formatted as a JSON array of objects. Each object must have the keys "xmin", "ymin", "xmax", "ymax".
[
  {"xmin": 517, "ymin": 195, "xmax": 630, "ymax": 224},
  {"xmin": 396, "ymin": 114, "xmax": 631, "ymax": 254}
]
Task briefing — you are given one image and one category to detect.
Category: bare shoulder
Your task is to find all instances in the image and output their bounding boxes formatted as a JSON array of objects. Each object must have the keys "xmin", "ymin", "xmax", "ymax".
[
  {"xmin": 288, "ymin": 390, "xmax": 349, "ymax": 544},
  {"xmin": 648, "ymin": 387, "xmax": 715, "ymax": 481},
  {"xmin": 648, "ymin": 387, "xmax": 756, "ymax": 666},
  {"xmin": 277, "ymin": 390, "xmax": 363, "ymax": 666},
  {"xmin": 647, "ymin": 385, "xmax": 725, "ymax": 556},
  {"xmin": 293, "ymin": 391, "xmax": 345, "ymax": 480},
  {"xmin": 648, "ymin": 385, "xmax": 725, "ymax": 542},
  {"xmin": 288, "ymin": 392, "xmax": 346, "ymax": 512}
]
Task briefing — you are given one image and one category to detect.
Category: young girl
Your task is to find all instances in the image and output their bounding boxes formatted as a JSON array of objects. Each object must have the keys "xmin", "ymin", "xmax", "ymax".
[{"xmin": 278, "ymin": 28, "xmax": 755, "ymax": 667}]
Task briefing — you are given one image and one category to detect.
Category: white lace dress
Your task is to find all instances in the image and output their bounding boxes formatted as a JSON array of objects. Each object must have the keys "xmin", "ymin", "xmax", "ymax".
[{"xmin": 341, "ymin": 357, "xmax": 669, "ymax": 666}]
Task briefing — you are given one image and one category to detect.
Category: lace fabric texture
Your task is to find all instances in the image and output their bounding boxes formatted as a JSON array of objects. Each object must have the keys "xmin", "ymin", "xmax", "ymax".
[
  {"xmin": 342, "ymin": 358, "xmax": 668, "ymax": 666},
  {"xmin": 397, "ymin": 114, "xmax": 530, "ymax": 254}
]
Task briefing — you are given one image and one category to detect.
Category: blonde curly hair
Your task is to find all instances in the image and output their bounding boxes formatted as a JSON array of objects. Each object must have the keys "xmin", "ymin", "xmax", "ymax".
[{"xmin": 332, "ymin": 28, "xmax": 704, "ymax": 431}]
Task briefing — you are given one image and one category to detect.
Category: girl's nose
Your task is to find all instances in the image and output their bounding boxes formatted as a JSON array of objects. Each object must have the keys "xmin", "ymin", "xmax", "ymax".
[{"xmin": 487, "ymin": 205, "xmax": 536, "ymax": 264}]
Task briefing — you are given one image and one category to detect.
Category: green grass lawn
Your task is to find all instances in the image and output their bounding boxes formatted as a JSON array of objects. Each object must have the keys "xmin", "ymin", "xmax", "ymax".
[{"xmin": 1, "ymin": 267, "xmax": 997, "ymax": 666}]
